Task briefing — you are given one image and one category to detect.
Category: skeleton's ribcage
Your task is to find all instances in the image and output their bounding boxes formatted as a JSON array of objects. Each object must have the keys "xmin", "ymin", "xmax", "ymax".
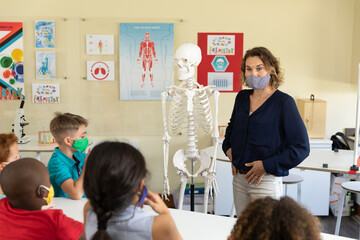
[{"xmin": 169, "ymin": 89, "xmax": 213, "ymax": 134}]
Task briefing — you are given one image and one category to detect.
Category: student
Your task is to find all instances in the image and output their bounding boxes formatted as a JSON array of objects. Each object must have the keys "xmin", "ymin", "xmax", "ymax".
[
  {"xmin": 0, "ymin": 133, "xmax": 21, "ymax": 195},
  {"xmin": 0, "ymin": 158, "xmax": 84, "ymax": 240},
  {"xmin": 47, "ymin": 112, "xmax": 90, "ymax": 199},
  {"xmin": 83, "ymin": 141, "xmax": 182, "ymax": 240},
  {"xmin": 228, "ymin": 197, "xmax": 321, "ymax": 240}
]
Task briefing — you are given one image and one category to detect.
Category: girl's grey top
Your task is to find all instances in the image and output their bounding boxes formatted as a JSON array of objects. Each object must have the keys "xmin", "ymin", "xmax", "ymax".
[{"xmin": 85, "ymin": 205, "xmax": 154, "ymax": 240}]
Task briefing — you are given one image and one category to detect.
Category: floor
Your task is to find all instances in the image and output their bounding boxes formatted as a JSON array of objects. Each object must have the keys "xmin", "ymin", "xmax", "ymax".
[{"xmin": 318, "ymin": 214, "xmax": 359, "ymax": 239}]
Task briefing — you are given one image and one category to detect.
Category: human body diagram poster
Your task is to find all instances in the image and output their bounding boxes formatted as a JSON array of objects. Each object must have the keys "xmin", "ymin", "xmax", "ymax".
[
  {"xmin": 0, "ymin": 22, "xmax": 25, "ymax": 100},
  {"xmin": 197, "ymin": 33, "xmax": 243, "ymax": 92},
  {"xmin": 119, "ymin": 23, "xmax": 174, "ymax": 100}
]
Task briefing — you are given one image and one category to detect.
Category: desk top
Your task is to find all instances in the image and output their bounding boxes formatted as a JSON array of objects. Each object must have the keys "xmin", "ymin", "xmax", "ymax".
[
  {"xmin": 18, "ymin": 141, "xmax": 56, "ymax": 152},
  {"xmin": 52, "ymin": 197, "xmax": 354, "ymax": 240},
  {"xmin": 204, "ymin": 146, "xmax": 360, "ymax": 175}
]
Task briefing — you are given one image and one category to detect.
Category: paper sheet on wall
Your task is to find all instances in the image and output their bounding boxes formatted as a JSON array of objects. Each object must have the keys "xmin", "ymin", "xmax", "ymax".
[
  {"xmin": 86, "ymin": 35, "xmax": 114, "ymax": 55},
  {"xmin": 0, "ymin": 22, "xmax": 25, "ymax": 100},
  {"xmin": 36, "ymin": 52, "xmax": 56, "ymax": 79},
  {"xmin": 35, "ymin": 20, "xmax": 55, "ymax": 49},
  {"xmin": 87, "ymin": 61, "xmax": 115, "ymax": 81},
  {"xmin": 32, "ymin": 83, "xmax": 60, "ymax": 103}
]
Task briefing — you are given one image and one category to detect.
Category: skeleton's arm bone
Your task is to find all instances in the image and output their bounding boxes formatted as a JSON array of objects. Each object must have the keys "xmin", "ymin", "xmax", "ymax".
[
  {"xmin": 161, "ymin": 91, "xmax": 171, "ymax": 199},
  {"xmin": 209, "ymin": 90, "xmax": 220, "ymax": 174}
]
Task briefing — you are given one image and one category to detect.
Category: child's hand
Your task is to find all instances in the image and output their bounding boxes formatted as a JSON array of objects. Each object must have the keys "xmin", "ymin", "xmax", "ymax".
[
  {"xmin": 0, "ymin": 162, "xmax": 7, "ymax": 172},
  {"xmin": 144, "ymin": 189, "xmax": 170, "ymax": 215},
  {"xmin": 41, "ymin": 200, "xmax": 55, "ymax": 210},
  {"xmin": 84, "ymin": 148, "xmax": 92, "ymax": 166}
]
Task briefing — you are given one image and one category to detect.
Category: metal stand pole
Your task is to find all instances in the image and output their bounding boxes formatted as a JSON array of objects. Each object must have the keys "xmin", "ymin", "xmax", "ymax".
[{"xmin": 191, "ymin": 158, "xmax": 194, "ymax": 211}]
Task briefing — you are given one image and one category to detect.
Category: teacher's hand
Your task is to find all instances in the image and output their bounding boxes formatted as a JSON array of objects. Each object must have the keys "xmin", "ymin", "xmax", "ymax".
[
  {"xmin": 226, "ymin": 148, "xmax": 238, "ymax": 176},
  {"xmin": 244, "ymin": 160, "xmax": 266, "ymax": 185}
]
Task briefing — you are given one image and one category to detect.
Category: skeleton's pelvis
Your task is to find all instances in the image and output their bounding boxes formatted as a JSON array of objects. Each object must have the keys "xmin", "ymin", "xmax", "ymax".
[{"xmin": 172, "ymin": 149, "xmax": 211, "ymax": 177}]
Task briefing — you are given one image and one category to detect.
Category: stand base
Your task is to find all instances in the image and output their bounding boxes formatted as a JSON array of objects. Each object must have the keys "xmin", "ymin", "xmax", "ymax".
[
  {"xmin": 18, "ymin": 136, "xmax": 31, "ymax": 144},
  {"xmin": 350, "ymin": 165, "xmax": 359, "ymax": 171}
]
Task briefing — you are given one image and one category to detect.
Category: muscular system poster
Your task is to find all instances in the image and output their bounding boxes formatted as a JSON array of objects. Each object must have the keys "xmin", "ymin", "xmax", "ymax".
[{"xmin": 119, "ymin": 23, "xmax": 174, "ymax": 100}]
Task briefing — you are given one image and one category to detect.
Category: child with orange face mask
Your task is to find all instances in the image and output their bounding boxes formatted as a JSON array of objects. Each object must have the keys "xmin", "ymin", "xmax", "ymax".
[
  {"xmin": 0, "ymin": 133, "xmax": 21, "ymax": 195},
  {"xmin": 0, "ymin": 158, "xmax": 85, "ymax": 240}
]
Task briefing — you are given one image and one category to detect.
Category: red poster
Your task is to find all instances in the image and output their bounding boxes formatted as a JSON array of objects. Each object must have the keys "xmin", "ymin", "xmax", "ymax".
[{"xmin": 197, "ymin": 33, "xmax": 243, "ymax": 92}]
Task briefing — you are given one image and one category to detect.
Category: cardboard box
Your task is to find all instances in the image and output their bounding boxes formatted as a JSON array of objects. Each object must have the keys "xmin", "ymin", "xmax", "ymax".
[
  {"xmin": 330, "ymin": 193, "xmax": 354, "ymax": 217},
  {"xmin": 296, "ymin": 98, "xmax": 326, "ymax": 139}
]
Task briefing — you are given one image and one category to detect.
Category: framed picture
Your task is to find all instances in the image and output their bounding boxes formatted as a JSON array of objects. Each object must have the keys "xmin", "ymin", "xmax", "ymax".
[
  {"xmin": 38, "ymin": 131, "xmax": 57, "ymax": 146},
  {"xmin": 218, "ymin": 125, "xmax": 227, "ymax": 138}
]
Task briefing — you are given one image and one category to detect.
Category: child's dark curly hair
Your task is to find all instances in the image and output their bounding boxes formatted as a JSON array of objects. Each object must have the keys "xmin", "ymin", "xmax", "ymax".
[{"xmin": 230, "ymin": 197, "xmax": 321, "ymax": 240}]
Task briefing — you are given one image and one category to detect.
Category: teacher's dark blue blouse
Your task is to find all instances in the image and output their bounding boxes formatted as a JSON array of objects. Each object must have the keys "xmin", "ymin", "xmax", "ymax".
[{"xmin": 222, "ymin": 89, "xmax": 310, "ymax": 176}]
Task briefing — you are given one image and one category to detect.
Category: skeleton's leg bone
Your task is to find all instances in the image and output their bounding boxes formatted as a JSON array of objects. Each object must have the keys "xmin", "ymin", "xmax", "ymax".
[{"xmin": 178, "ymin": 175, "xmax": 188, "ymax": 210}]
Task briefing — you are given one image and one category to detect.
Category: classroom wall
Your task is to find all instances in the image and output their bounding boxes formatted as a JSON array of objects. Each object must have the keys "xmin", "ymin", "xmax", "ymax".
[{"xmin": 0, "ymin": 0, "xmax": 358, "ymax": 193}]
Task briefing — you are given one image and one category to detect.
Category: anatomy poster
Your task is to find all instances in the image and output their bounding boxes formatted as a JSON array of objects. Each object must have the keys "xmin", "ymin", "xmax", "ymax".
[
  {"xmin": 35, "ymin": 20, "xmax": 55, "ymax": 49},
  {"xmin": 86, "ymin": 35, "xmax": 114, "ymax": 55},
  {"xmin": 36, "ymin": 52, "xmax": 56, "ymax": 79},
  {"xmin": 119, "ymin": 23, "xmax": 174, "ymax": 100},
  {"xmin": 87, "ymin": 61, "xmax": 115, "ymax": 81},
  {"xmin": 0, "ymin": 22, "xmax": 25, "ymax": 100},
  {"xmin": 197, "ymin": 33, "xmax": 243, "ymax": 92},
  {"xmin": 32, "ymin": 83, "xmax": 60, "ymax": 103}
]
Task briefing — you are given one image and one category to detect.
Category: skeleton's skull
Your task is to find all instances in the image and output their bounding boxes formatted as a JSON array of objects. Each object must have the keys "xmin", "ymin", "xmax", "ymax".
[{"xmin": 174, "ymin": 43, "xmax": 202, "ymax": 80}]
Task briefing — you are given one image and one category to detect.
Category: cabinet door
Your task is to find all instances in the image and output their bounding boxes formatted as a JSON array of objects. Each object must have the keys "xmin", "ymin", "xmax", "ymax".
[
  {"xmin": 214, "ymin": 160, "xmax": 233, "ymax": 216},
  {"xmin": 286, "ymin": 168, "xmax": 330, "ymax": 216}
]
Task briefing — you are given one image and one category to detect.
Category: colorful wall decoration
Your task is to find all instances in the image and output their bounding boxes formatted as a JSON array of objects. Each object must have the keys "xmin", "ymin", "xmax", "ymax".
[
  {"xmin": 36, "ymin": 52, "xmax": 56, "ymax": 79},
  {"xmin": 87, "ymin": 61, "xmax": 115, "ymax": 81},
  {"xmin": 0, "ymin": 22, "xmax": 25, "ymax": 100},
  {"xmin": 35, "ymin": 20, "xmax": 55, "ymax": 49},
  {"xmin": 197, "ymin": 33, "xmax": 243, "ymax": 92},
  {"xmin": 32, "ymin": 83, "xmax": 60, "ymax": 103},
  {"xmin": 86, "ymin": 35, "xmax": 114, "ymax": 55},
  {"xmin": 119, "ymin": 23, "xmax": 174, "ymax": 100}
]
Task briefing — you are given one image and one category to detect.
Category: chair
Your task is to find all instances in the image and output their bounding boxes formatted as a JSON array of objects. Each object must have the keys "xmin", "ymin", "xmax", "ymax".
[
  {"xmin": 282, "ymin": 174, "xmax": 304, "ymax": 203},
  {"xmin": 334, "ymin": 181, "xmax": 360, "ymax": 238}
]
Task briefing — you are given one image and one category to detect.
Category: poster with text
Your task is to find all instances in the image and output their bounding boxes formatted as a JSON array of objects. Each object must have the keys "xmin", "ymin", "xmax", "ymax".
[
  {"xmin": 0, "ymin": 22, "xmax": 25, "ymax": 100},
  {"xmin": 35, "ymin": 20, "xmax": 55, "ymax": 49},
  {"xmin": 32, "ymin": 83, "xmax": 60, "ymax": 103},
  {"xmin": 197, "ymin": 33, "xmax": 243, "ymax": 92},
  {"xmin": 86, "ymin": 35, "xmax": 114, "ymax": 55},
  {"xmin": 119, "ymin": 23, "xmax": 174, "ymax": 100},
  {"xmin": 36, "ymin": 52, "xmax": 56, "ymax": 79},
  {"xmin": 87, "ymin": 61, "xmax": 115, "ymax": 81}
]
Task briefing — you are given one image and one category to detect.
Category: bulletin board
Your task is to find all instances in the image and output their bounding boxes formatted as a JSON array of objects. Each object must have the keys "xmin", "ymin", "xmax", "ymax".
[{"xmin": 197, "ymin": 33, "xmax": 243, "ymax": 93}]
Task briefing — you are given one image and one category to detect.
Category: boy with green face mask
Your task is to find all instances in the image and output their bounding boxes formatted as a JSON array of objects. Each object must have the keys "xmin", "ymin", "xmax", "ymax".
[{"xmin": 47, "ymin": 112, "xmax": 90, "ymax": 199}]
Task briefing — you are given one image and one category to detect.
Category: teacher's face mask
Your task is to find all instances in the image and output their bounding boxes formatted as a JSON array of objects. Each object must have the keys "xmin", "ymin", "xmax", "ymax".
[{"xmin": 246, "ymin": 74, "xmax": 271, "ymax": 90}]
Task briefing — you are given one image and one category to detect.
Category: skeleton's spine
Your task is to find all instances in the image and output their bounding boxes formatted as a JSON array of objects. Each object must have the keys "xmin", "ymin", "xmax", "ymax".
[{"xmin": 187, "ymin": 80, "xmax": 198, "ymax": 158}]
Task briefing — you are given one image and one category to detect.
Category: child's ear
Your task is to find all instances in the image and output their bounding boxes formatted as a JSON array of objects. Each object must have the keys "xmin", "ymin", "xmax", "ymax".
[
  {"xmin": 137, "ymin": 178, "xmax": 145, "ymax": 192},
  {"xmin": 38, "ymin": 186, "xmax": 47, "ymax": 199},
  {"xmin": 63, "ymin": 136, "xmax": 72, "ymax": 146}
]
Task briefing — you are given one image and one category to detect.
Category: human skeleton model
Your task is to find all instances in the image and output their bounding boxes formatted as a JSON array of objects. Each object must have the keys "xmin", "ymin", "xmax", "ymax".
[
  {"xmin": 137, "ymin": 32, "xmax": 158, "ymax": 87},
  {"xmin": 161, "ymin": 43, "xmax": 220, "ymax": 214}
]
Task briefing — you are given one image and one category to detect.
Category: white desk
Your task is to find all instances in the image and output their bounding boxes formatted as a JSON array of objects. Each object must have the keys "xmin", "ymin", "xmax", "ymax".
[
  {"xmin": 52, "ymin": 197, "xmax": 354, "ymax": 240},
  {"xmin": 18, "ymin": 141, "xmax": 56, "ymax": 161},
  {"xmin": 204, "ymin": 146, "xmax": 358, "ymax": 174}
]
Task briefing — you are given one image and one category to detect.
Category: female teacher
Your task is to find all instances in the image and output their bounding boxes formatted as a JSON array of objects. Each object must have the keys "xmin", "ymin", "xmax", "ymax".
[{"xmin": 222, "ymin": 47, "xmax": 310, "ymax": 216}]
